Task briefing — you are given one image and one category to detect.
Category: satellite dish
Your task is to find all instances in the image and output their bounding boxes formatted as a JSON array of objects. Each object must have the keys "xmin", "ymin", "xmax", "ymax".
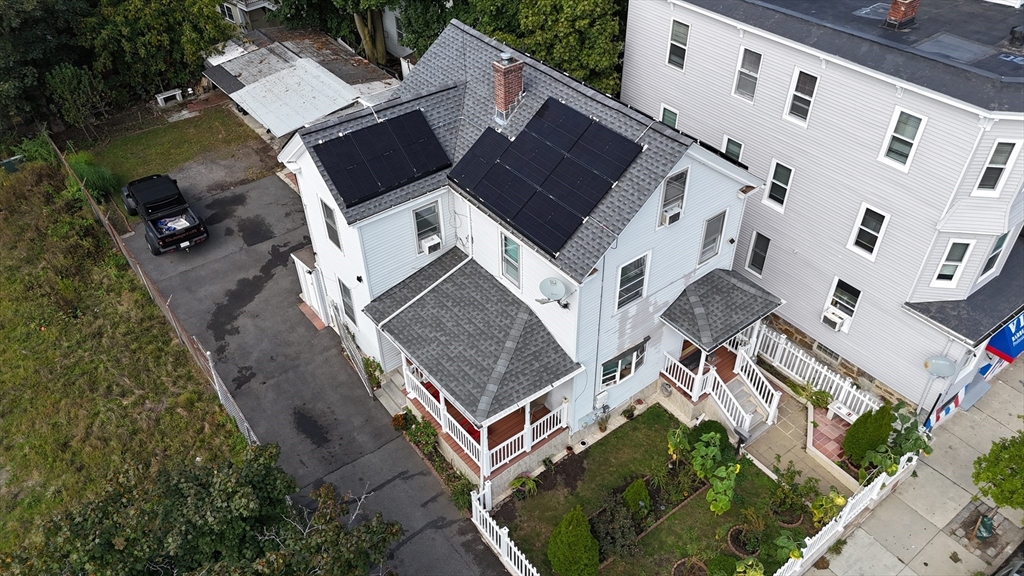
[
  {"xmin": 539, "ymin": 277, "xmax": 567, "ymax": 301},
  {"xmin": 924, "ymin": 355, "xmax": 957, "ymax": 378}
]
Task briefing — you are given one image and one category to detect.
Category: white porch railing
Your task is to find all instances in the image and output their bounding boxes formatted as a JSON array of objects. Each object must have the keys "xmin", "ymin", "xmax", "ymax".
[
  {"xmin": 735, "ymin": 349, "xmax": 781, "ymax": 425},
  {"xmin": 408, "ymin": 375, "xmax": 443, "ymax": 424},
  {"xmin": 662, "ymin": 352, "xmax": 699, "ymax": 399},
  {"xmin": 703, "ymin": 368, "xmax": 753, "ymax": 433},
  {"xmin": 490, "ymin": 432, "xmax": 526, "ymax": 471},
  {"xmin": 531, "ymin": 403, "xmax": 567, "ymax": 443},
  {"xmin": 472, "ymin": 483, "xmax": 540, "ymax": 576},
  {"xmin": 491, "ymin": 403, "xmax": 568, "ymax": 471},
  {"xmin": 444, "ymin": 411, "xmax": 483, "ymax": 464},
  {"xmin": 773, "ymin": 453, "xmax": 917, "ymax": 576},
  {"xmin": 757, "ymin": 327, "xmax": 881, "ymax": 419}
]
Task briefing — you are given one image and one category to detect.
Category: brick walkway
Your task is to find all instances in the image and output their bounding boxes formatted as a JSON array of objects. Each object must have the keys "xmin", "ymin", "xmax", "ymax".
[{"xmin": 811, "ymin": 406, "xmax": 851, "ymax": 461}]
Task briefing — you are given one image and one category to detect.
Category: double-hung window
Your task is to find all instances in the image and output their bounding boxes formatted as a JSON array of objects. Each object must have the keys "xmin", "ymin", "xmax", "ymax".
[
  {"xmin": 765, "ymin": 161, "xmax": 793, "ymax": 209},
  {"xmin": 501, "ymin": 234, "xmax": 521, "ymax": 287},
  {"xmin": 723, "ymin": 137, "xmax": 743, "ymax": 162},
  {"xmin": 974, "ymin": 142, "xmax": 1019, "ymax": 196},
  {"xmin": 823, "ymin": 279, "xmax": 861, "ymax": 332},
  {"xmin": 880, "ymin": 109, "xmax": 926, "ymax": 169},
  {"xmin": 699, "ymin": 211, "xmax": 726, "ymax": 264},
  {"xmin": 339, "ymin": 280, "xmax": 356, "ymax": 324},
  {"xmin": 746, "ymin": 232, "xmax": 771, "ymax": 276},
  {"xmin": 931, "ymin": 240, "xmax": 974, "ymax": 287},
  {"xmin": 980, "ymin": 232, "xmax": 1008, "ymax": 277},
  {"xmin": 659, "ymin": 169, "xmax": 687, "ymax": 226},
  {"xmin": 734, "ymin": 48, "xmax": 762, "ymax": 100},
  {"xmin": 601, "ymin": 340, "xmax": 647, "ymax": 389},
  {"xmin": 219, "ymin": 3, "xmax": 235, "ymax": 22},
  {"xmin": 786, "ymin": 70, "xmax": 818, "ymax": 123},
  {"xmin": 414, "ymin": 202, "xmax": 441, "ymax": 254},
  {"xmin": 847, "ymin": 203, "xmax": 890, "ymax": 261},
  {"xmin": 321, "ymin": 199, "xmax": 341, "ymax": 250},
  {"xmin": 616, "ymin": 255, "xmax": 648, "ymax": 309},
  {"xmin": 667, "ymin": 21, "xmax": 690, "ymax": 70},
  {"xmin": 661, "ymin": 105, "xmax": 678, "ymax": 129}
]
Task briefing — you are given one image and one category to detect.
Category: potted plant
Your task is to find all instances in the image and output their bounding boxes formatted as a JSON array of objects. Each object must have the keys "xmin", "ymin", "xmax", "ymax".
[
  {"xmin": 509, "ymin": 474, "xmax": 540, "ymax": 500},
  {"xmin": 598, "ymin": 413, "xmax": 611, "ymax": 432},
  {"xmin": 728, "ymin": 507, "xmax": 766, "ymax": 557},
  {"xmin": 735, "ymin": 558, "xmax": 765, "ymax": 576},
  {"xmin": 672, "ymin": 558, "xmax": 709, "ymax": 576},
  {"xmin": 770, "ymin": 457, "xmax": 818, "ymax": 526},
  {"xmin": 622, "ymin": 404, "xmax": 636, "ymax": 420}
]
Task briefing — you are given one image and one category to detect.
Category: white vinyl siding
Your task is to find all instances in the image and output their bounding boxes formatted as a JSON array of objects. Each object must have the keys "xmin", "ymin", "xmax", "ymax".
[
  {"xmin": 764, "ymin": 160, "xmax": 793, "ymax": 211},
  {"xmin": 659, "ymin": 169, "xmax": 687, "ymax": 226},
  {"xmin": 413, "ymin": 202, "xmax": 441, "ymax": 253},
  {"xmin": 340, "ymin": 280, "xmax": 356, "ymax": 324},
  {"xmin": 733, "ymin": 48, "xmax": 762, "ymax": 101},
  {"xmin": 321, "ymin": 199, "xmax": 342, "ymax": 250},
  {"xmin": 600, "ymin": 340, "xmax": 647, "ymax": 389},
  {"xmin": 616, "ymin": 254, "xmax": 649, "ymax": 310},
  {"xmin": 501, "ymin": 233, "xmax": 521, "ymax": 287},
  {"xmin": 979, "ymin": 232, "xmax": 1008, "ymax": 278},
  {"xmin": 879, "ymin": 108, "xmax": 927, "ymax": 171},
  {"xmin": 699, "ymin": 211, "xmax": 726, "ymax": 264},
  {"xmin": 723, "ymin": 137, "xmax": 743, "ymax": 162},
  {"xmin": 746, "ymin": 231, "xmax": 770, "ymax": 276},
  {"xmin": 661, "ymin": 104, "xmax": 678, "ymax": 128},
  {"xmin": 930, "ymin": 239, "xmax": 974, "ymax": 288},
  {"xmin": 785, "ymin": 70, "xmax": 818, "ymax": 124},
  {"xmin": 973, "ymin": 141, "xmax": 1021, "ymax": 197},
  {"xmin": 667, "ymin": 21, "xmax": 690, "ymax": 70},
  {"xmin": 846, "ymin": 203, "xmax": 890, "ymax": 261}
]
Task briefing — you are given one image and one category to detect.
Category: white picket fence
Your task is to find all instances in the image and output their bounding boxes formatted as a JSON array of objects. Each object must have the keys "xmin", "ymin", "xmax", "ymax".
[
  {"xmin": 757, "ymin": 327, "xmax": 881, "ymax": 419},
  {"xmin": 471, "ymin": 482, "xmax": 540, "ymax": 576},
  {"xmin": 774, "ymin": 453, "xmax": 917, "ymax": 576}
]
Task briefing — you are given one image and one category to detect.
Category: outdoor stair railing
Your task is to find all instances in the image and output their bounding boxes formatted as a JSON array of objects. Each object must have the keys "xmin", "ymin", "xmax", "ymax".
[
  {"xmin": 662, "ymin": 352, "xmax": 700, "ymax": 400},
  {"xmin": 703, "ymin": 367, "xmax": 753, "ymax": 433},
  {"xmin": 735, "ymin": 349, "xmax": 781, "ymax": 425}
]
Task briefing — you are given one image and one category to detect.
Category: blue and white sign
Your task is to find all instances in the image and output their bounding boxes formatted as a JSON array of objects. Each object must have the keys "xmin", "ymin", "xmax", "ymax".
[{"xmin": 986, "ymin": 310, "xmax": 1024, "ymax": 363}]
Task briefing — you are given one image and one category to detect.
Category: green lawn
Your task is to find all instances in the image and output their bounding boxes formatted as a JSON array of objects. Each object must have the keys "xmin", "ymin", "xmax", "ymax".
[
  {"xmin": 509, "ymin": 404, "xmax": 680, "ymax": 574},
  {"xmin": 90, "ymin": 105, "xmax": 258, "ymax": 182},
  {"xmin": 0, "ymin": 161, "xmax": 245, "ymax": 552}
]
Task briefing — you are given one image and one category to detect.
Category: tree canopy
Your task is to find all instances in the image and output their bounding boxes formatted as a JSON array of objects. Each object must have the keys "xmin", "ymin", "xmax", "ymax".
[
  {"xmin": 973, "ymin": 416, "xmax": 1024, "ymax": 512},
  {"xmin": 7, "ymin": 444, "xmax": 402, "ymax": 575}
]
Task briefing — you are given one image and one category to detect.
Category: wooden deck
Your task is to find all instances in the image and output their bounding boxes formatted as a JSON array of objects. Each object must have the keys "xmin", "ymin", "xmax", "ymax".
[
  {"xmin": 709, "ymin": 347, "xmax": 738, "ymax": 382},
  {"xmin": 488, "ymin": 404, "xmax": 551, "ymax": 446}
]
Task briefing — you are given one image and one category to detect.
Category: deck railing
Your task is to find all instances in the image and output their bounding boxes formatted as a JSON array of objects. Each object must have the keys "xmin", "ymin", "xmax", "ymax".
[
  {"xmin": 703, "ymin": 368, "xmax": 753, "ymax": 432},
  {"xmin": 489, "ymin": 432, "xmax": 525, "ymax": 471},
  {"xmin": 735, "ymin": 349, "xmax": 781, "ymax": 425},
  {"xmin": 444, "ymin": 411, "xmax": 482, "ymax": 464},
  {"xmin": 408, "ymin": 375, "xmax": 443, "ymax": 424},
  {"xmin": 472, "ymin": 483, "xmax": 540, "ymax": 576},
  {"xmin": 531, "ymin": 403, "xmax": 566, "ymax": 443},
  {"xmin": 662, "ymin": 352, "xmax": 699, "ymax": 400}
]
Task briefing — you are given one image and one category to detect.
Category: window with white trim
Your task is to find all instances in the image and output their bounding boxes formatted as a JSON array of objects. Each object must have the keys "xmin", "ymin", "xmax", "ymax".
[
  {"xmin": 826, "ymin": 279, "xmax": 861, "ymax": 321},
  {"xmin": 414, "ymin": 202, "xmax": 441, "ymax": 253},
  {"xmin": 880, "ymin": 109, "xmax": 926, "ymax": 168},
  {"xmin": 847, "ymin": 203, "xmax": 890, "ymax": 260},
  {"xmin": 616, "ymin": 254, "xmax": 648, "ymax": 309},
  {"xmin": 974, "ymin": 142, "xmax": 1019, "ymax": 195},
  {"xmin": 659, "ymin": 169, "xmax": 687, "ymax": 226},
  {"xmin": 218, "ymin": 3, "xmax": 235, "ymax": 22},
  {"xmin": 601, "ymin": 340, "xmax": 647, "ymax": 389},
  {"xmin": 814, "ymin": 342, "xmax": 842, "ymax": 365},
  {"xmin": 786, "ymin": 70, "xmax": 818, "ymax": 123},
  {"xmin": 699, "ymin": 211, "xmax": 726, "ymax": 264},
  {"xmin": 724, "ymin": 137, "xmax": 743, "ymax": 162},
  {"xmin": 667, "ymin": 21, "xmax": 690, "ymax": 70},
  {"xmin": 980, "ymin": 232, "xmax": 1009, "ymax": 277},
  {"xmin": 340, "ymin": 280, "xmax": 356, "ymax": 324},
  {"xmin": 321, "ymin": 199, "xmax": 341, "ymax": 250},
  {"xmin": 765, "ymin": 161, "xmax": 792, "ymax": 208},
  {"xmin": 395, "ymin": 16, "xmax": 405, "ymax": 42},
  {"xmin": 734, "ymin": 48, "xmax": 762, "ymax": 100},
  {"xmin": 501, "ymin": 234, "xmax": 521, "ymax": 287},
  {"xmin": 747, "ymin": 231, "xmax": 770, "ymax": 275},
  {"xmin": 661, "ymin": 105, "xmax": 678, "ymax": 129},
  {"xmin": 931, "ymin": 240, "xmax": 974, "ymax": 287}
]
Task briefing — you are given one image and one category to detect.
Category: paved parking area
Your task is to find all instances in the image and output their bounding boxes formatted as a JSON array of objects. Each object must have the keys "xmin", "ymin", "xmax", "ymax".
[{"xmin": 122, "ymin": 159, "xmax": 504, "ymax": 575}]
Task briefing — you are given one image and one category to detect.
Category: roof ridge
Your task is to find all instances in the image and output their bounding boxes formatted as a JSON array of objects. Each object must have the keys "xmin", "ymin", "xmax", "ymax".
[
  {"xmin": 299, "ymin": 82, "xmax": 462, "ymax": 139},
  {"xmin": 686, "ymin": 292, "xmax": 715, "ymax": 348},
  {"xmin": 476, "ymin": 304, "xmax": 531, "ymax": 420}
]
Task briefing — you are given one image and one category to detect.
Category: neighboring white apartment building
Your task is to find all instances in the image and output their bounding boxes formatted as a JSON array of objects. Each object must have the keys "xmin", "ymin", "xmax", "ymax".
[
  {"xmin": 279, "ymin": 21, "xmax": 785, "ymax": 489},
  {"xmin": 621, "ymin": 0, "xmax": 1024, "ymax": 427}
]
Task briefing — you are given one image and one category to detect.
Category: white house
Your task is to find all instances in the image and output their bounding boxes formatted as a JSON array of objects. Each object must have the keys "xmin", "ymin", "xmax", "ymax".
[{"xmin": 279, "ymin": 21, "xmax": 788, "ymax": 489}]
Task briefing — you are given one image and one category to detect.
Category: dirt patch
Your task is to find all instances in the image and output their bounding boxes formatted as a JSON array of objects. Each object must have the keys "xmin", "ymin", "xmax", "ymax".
[
  {"xmin": 171, "ymin": 139, "xmax": 278, "ymax": 197},
  {"xmin": 534, "ymin": 450, "xmax": 586, "ymax": 493},
  {"xmin": 944, "ymin": 499, "xmax": 1024, "ymax": 566}
]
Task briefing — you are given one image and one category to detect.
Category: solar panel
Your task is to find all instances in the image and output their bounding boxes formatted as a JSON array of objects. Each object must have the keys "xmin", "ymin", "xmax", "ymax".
[
  {"xmin": 499, "ymin": 130, "xmax": 562, "ymax": 188},
  {"xmin": 448, "ymin": 128, "xmax": 510, "ymax": 190},
  {"xmin": 540, "ymin": 156, "xmax": 612, "ymax": 216},
  {"xmin": 512, "ymin": 192, "xmax": 583, "ymax": 255},
  {"xmin": 312, "ymin": 109, "xmax": 450, "ymax": 208},
  {"xmin": 569, "ymin": 122, "xmax": 641, "ymax": 182},
  {"xmin": 524, "ymin": 99, "xmax": 590, "ymax": 153},
  {"xmin": 475, "ymin": 164, "xmax": 535, "ymax": 220}
]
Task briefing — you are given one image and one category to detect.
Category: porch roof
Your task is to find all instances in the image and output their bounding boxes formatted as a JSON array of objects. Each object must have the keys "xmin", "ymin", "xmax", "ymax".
[
  {"xmin": 365, "ymin": 250, "xmax": 580, "ymax": 424},
  {"xmin": 661, "ymin": 269, "xmax": 782, "ymax": 352}
]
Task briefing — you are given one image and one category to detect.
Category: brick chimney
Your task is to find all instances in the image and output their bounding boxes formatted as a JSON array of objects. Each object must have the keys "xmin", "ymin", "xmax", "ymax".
[
  {"xmin": 885, "ymin": 0, "xmax": 920, "ymax": 30},
  {"xmin": 493, "ymin": 52, "xmax": 524, "ymax": 123}
]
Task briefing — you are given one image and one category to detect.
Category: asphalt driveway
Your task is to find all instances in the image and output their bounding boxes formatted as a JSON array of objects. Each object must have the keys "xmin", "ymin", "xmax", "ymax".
[{"xmin": 122, "ymin": 164, "xmax": 505, "ymax": 575}]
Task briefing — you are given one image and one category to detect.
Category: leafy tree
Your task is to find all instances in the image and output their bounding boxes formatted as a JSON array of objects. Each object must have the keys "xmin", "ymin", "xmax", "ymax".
[
  {"xmin": 548, "ymin": 505, "xmax": 599, "ymax": 576},
  {"xmin": 393, "ymin": 0, "xmax": 465, "ymax": 56},
  {"xmin": 331, "ymin": 0, "xmax": 390, "ymax": 64},
  {"xmin": 973, "ymin": 416, "xmax": 1024, "ymax": 512},
  {"xmin": 622, "ymin": 478, "xmax": 651, "ymax": 519},
  {"xmin": 271, "ymin": 0, "xmax": 358, "ymax": 41},
  {"xmin": 842, "ymin": 403, "xmax": 892, "ymax": 467},
  {"xmin": 8, "ymin": 444, "xmax": 403, "ymax": 574},
  {"xmin": 46, "ymin": 64, "xmax": 109, "ymax": 139},
  {"xmin": 519, "ymin": 0, "xmax": 622, "ymax": 94}
]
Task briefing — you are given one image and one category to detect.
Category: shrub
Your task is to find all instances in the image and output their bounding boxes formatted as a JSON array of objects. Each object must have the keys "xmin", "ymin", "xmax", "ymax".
[
  {"xmin": 707, "ymin": 555, "xmax": 738, "ymax": 576},
  {"xmin": 548, "ymin": 505, "xmax": 599, "ymax": 576},
  {"xmin": 592, "ymin": 496, "xmax": 638, "ymax": 560},
  {"xmin": 450, "ymin": 477, "xmax": 475, "ymax": 511},
  {"xmin": 690, "ymin": 419, "xmax": 736, "ymax": 461},
  {"xmin": 362, "ymin": 356, "xmax": 383, "ymax": 389},
  {"xmin": 509, "ymin": 475, "xmax": 540, "ymax": 498},
  {"xmin": 406, "ymin": 418, "xmax": 438, "ymax": 456},
  {"xmin": 622, "ymin": 478, "xmax": 651, "ymax": 519},
  {"xmin": 66, "ymin": 150, "xmax": 119, "ymax": 201},
  {"xmin": 391, "ymin": 409, "xmax": 412, "ymax": 431},
  {"xmin": 842, "ymin": 404, "xmax": 893, "ymax": 466},
  {"xmin": 972, "ymin": 416, "xmax": 1024, "ymax": 511},
  {"xmin": 13, "ymin": 132, "xmax": 57, "ymax": 165}
]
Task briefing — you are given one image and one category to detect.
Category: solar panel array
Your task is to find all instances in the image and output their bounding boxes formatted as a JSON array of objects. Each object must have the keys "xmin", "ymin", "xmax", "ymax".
[
  {"xmin": 449, "ymin": 98, "xmax": 641, "ymax": 255},
  {"xmin": 313, "ymin": 110, "xmax": 450, "ymax": 208}
]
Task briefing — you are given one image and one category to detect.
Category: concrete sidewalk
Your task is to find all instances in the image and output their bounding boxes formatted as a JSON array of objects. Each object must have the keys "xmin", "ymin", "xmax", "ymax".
[{"xmin": 812, "ymin": 358, "xmax": 1024, "ymax": 576}]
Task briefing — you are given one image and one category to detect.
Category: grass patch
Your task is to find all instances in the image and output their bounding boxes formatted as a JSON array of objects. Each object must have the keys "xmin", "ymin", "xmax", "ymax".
[
  {"xmin": 0, "ymin": 162, "xmax": 244, "ymax": 552},
  {"xmin": 90, "ymin": 106, "xmax": 258, "ymax": 182},
  {"xmin": 509, "ymin": 404, "xmax": 679, "ymax": 574}
]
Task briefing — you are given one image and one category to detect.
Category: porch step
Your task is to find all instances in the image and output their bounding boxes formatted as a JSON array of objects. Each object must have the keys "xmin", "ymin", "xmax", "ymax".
[
  {"xmin": 746, "ymin": 419, "xmax": 771, "ymax": 444},
  {"xmin": 375, "ymin": 376, "xmax": 409, "ymax": 416},
  {"xmin": 727, "ymin": 379, "xmax": 745, "ymax": 396}
]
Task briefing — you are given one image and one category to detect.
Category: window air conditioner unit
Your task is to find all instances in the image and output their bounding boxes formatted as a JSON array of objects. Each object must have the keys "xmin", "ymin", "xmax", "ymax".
[
  {"xmin": 420, "ymin": 234, "xmax": 442, "ymax": 254},
  {"xmin": 821, "ymin": 307, "xmax": 847, "ymax": 332},
  {"xmin": 663, "ymin": 203, "xmax": 682, "ymax": 225}
]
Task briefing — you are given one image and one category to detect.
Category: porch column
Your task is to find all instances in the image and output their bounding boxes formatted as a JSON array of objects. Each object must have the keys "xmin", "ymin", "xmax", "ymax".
[
  {"xmin": 693, "ymin": 349, "xmax": 707, "ymax": 402},
  {"xmin": 480, "ymin": 424, "xmax": 490, "ymax": 477},
  {"xmin": 439, "ymin": 393, "xmax": 449, "ymax": 435},
  {"xmin": 523, "ymin": 403, "xmax": 533, "ymax": 450},
  {"xmin": 749, "ymin": 321, "xmax": 763, "ymax": 356}
]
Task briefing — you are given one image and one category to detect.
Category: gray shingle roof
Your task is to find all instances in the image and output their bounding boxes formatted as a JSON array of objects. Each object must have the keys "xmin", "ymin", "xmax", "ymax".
[
  {"xmin": 374, "ymin": 256, "xmax": 580, "ymax": 424},
  {"xmin": 363, "ymin": 248, "xmax": 469, "ymax": 323},
  {"xmin": 300, "ymin": 20, "xmax": 693, "ymax": 283},
  {"xmin": 905, "ymin": 234, "xmax": 1024, "ymax": 345},
  {"xmin": 662, "ymin": 269, "xmax": 783, "ymax": 351}
]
